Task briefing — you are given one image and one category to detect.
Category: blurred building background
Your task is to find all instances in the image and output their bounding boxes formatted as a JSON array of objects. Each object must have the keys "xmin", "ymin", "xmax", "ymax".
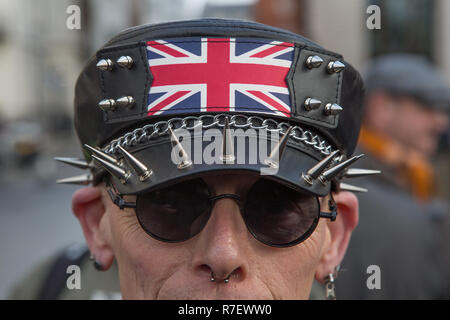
[{"xmin": 0, "ymin": 0, "xmax": 449, "ymax": 298}]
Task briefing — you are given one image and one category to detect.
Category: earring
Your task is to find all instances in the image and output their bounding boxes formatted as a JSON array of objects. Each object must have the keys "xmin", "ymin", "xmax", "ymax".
[
  {"xmin": 324, "ymin": 273, "xmax": 336, "ymax": 300},
  {"xmin": 324, "ymin": 265, "xmax": 340, "ymax": 300},
  {"xmin": 94, "ymin": 260, "xmax": 104, "ymax": 271},
  {"xmin": 90, "ymin": 254, "xmax": 104, "ymax": 271}
]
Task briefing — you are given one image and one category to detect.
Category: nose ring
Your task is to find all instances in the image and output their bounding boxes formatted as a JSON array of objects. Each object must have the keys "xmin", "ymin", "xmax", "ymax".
[{"xmin": 210, "ymin": 272, "xmax": 231, "ymax": 283}]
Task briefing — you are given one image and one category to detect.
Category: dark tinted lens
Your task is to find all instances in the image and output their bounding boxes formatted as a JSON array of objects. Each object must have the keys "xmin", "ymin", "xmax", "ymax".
[
  {"xmin": 136, "ymin": 178, "xmax": 212, "ymax": 242},
  {"xmin": 244, "ymin": 179, "xmax": 319, "ymax": 247}
]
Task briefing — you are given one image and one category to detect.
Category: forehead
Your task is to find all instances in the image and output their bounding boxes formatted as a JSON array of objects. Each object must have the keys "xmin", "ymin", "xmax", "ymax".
[{"xmin": 201, "ymin": 171, "xmax": 260, "ymax": 191}]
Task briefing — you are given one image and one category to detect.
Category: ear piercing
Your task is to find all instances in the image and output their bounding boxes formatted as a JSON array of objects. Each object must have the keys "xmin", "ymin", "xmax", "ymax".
[{"xmin": 89, "ymin": 254, "xmax": 104, "ymax": 271}]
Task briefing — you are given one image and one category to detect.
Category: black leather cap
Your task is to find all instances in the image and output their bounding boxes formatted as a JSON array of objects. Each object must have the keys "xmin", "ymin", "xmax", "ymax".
[{"xmin": 73, "ymin": 18, "xmax": 365, "ymax": 196}]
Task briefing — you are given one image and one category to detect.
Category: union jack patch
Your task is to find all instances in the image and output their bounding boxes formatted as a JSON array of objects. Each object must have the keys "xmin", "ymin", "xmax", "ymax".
[{"xmin": 146, "ymin": 37, "xmax": 295, "ymax": 117}]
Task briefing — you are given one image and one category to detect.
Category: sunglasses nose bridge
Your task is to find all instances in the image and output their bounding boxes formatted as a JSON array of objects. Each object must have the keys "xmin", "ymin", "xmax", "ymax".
[
  {"xmin": 209, "ymin": 194, "xmax": 243, "ymax": 209},
  {"xmin": 208, "ymin": 194, "xmax": 247, "ymax": 227},
  {"xmin": 204, "ymin": 194, "xmax": 247, "ymax": 236}
]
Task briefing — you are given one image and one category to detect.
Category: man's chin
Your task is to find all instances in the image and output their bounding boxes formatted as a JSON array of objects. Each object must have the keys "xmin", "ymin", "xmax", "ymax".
[{"xmin": 155, "ymin": 285, "xmax": 274, "ymax": 300}]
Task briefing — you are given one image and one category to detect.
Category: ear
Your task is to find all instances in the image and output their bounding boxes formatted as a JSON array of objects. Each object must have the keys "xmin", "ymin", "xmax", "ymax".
[
  {"xmin": 72, "ymin": 187, "xmax": 114, "ymax": 270},
  {"xmin": 315, "ymin": 191, "xmax": 359, "ymax": 282}
]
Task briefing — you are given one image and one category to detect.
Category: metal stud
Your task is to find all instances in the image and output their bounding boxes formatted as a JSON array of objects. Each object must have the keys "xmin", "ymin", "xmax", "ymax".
[
  {"xmin": 168, "ymin": 127, "xmax": 193, "ymax": 170},
  {"xmin": 56, "ymin": 173, "xmax": 93, "ymax": 185},
  {"xmin": 319, "ymin": 154, "xmax": 364, "ymax": 184},
  {"xmin": 344, "ymin": 168, "xmax": 381, "ymax": 178},
  {"xmin": 304, "ymin": 98, "xmax": 322, "ymax": 111},
  {"xmin": 98, "ymin": 99, "xmax": 116, "ymax": 111},
  {"xmin": 220, "ymin": 117, "xmax": 235, "ymax": 164},
  {"xmin": 96, "ymin": 59, "xmax": 114, "ymax": 71},
  {"xmin": 54, "ymin": 157, "xmax": 93, "ymax": 170},
  {"xmin": 116, "ymin": 96, "xmax": 135, "ymax": 109},
  {"xmin": 117, "ymin": 145, "xmax": 152, "ymax": 182},
  {"xmin": 324, "ymin": 103, "xmax": 343, "ymax": 116},
  {"xmin": 91, "ymin": 155, "xmax": 130, "ymax": 184},
  {"xmin": 301, "ymin": 150, "xmax": 340, "ymax": 185},
  {"xmin": 84, "ymin": 144, "xmax": 119, "ymax": 165},
  {"xmin": 327, "ymin": 61, "xmax": 345, "ymax": 74},
  {"xmin": 117, "ymin": 56, "xmax": 134, "ymax": 69},
  {"xmin": 340, "ymin": 182, "xmax": 368, "ymax": 193},
  {"xmin": 305, "ymin": 55, "xmax": 324, "ymax": 69},
  {"xmin": 264, "ymin": 126, "xmax": 292, "ymax": 169}
]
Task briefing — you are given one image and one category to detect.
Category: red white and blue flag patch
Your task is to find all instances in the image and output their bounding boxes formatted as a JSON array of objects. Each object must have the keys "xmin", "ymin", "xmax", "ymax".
[{"xmin": 146, "ymin": 37, "xmax": 294, "ymax": 117}]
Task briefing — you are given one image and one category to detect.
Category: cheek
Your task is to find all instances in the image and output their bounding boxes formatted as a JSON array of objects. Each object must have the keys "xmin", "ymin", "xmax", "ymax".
[
  {"xmin": 257, "ymin": 221, "xmax": 328, "ymax": 299},
  {"xmin": 400, "ymin": 110, "xmax": 433, "ymax": 137},
  {"xmin": 106, "ymin": 207, "xmax": 188, "ymax": 299}
]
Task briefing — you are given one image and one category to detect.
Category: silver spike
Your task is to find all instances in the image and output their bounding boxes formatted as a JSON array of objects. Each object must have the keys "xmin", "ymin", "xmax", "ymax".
[
  {"xmin": 220, "ymin": 117, "xmax": 235, "ymax": 164},
  {"xmin": 56, "ymin": 173, "xmax": 93, "ymax": 185},
  {"xmin": 117, "ymin": 145, "xmax": 152, "ymax": 182},
  {"xmin": 168, "ymin": 127, "xmax": 193, "ymax": 169},
  {"xmin": 116, "ymin": 96, "xmax": 135, "ymax": 109},
  {"xmin": 327, "ymin": 61, "xmax": 345, "ymax": 73},
  {"xmin": 305, "ymin": 55, "xmax": 324, "ymax": 68},
  {"xmin": 324, "ymin": 103, "xmax": 343, "ymax": 115},
  {"xmin": 84, "ymin": 144, "xmax": 119, "ymax": 165},
  {"xmin": 98, "ymin": 98, "xmax": 116, "ymax": 111},
  {"xmin": 54, "ymin": 157, "xmax": 93, "ymax": 170},
  {"xmin": 304, "ymin": 98, "xmax": 322, "ymax": 111},
  {"xmin": 344, "ymin": 168, "xmax": 381, "ymax": 178},
  {"xmin": 319, "ymin": 154, "xmax": 364, "ymax": 184},
  {"xmin": 301, "ymin": 150, "xmax": 340, "ymax": 185},
  {"xmin": 264, "ymin": 127, "xmax": 292, "ymax": 169},
  {"xmin": 340, "ymin": 182, "xmax": 368, "ymax": 193},
  {"xmin": 96, "ymin": 59, "xmax": 113, "ymax": 71},
  {"xmin": 116, "ymin": 56, "xmax": 134, "ymax": 69},
  {"xmin": 92, "ymin": 155, "xmax": 130, "ymax": 184}
]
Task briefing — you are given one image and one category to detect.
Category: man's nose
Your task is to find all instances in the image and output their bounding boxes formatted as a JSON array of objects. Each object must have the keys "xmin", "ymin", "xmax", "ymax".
[{"xmin": 191, "ymin": 197, "xmax": 249, "ymax": 283}]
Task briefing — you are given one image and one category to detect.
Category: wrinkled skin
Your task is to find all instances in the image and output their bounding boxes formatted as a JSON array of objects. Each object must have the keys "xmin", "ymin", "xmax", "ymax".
[{"xmin": 73, "ymin": 173, "xmax": 358, "ymax": 299}]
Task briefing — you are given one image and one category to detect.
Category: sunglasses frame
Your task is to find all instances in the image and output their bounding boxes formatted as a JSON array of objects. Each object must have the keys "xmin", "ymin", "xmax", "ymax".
[{"xmin": 105, "ymin": 179, "xmax": 338, "ymax": 247}]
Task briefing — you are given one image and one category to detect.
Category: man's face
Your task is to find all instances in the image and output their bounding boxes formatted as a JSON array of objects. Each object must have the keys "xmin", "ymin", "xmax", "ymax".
[
  {"xmin": 387, "ymin": 96, "xmax": 449, "ymax": 156},
  {"xmin": 100, "ymin": 173, "xmax": 332, "ymax": 299}
]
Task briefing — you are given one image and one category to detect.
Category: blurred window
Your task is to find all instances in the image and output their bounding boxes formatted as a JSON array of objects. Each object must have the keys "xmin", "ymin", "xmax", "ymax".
[{"xmin": 369, "ymin": 0, "xmax": 434, "ymax": 60}]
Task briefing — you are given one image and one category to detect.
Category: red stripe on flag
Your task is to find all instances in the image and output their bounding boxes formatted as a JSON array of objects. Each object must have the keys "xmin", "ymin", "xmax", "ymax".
[
  {"xmin": 147, "ymin": 41, "xmax": 189, "ymax": 58},
  {"xmin": 250, "ymin": 42, "xmax": 293, "ymax": 58},
  {"xmin": 148, "ymin": 91, "xmax": 191, "ymax": 116},
  {"xmin": 247, "ymin": 90, "xmax": 290, "ymax": 115}
]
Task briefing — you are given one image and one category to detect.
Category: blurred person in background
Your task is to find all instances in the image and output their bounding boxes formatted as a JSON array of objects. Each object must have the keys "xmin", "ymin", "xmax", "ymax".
[{"xmin": 336, "ymin": 54, "xmax": 450, "ymax": 299}]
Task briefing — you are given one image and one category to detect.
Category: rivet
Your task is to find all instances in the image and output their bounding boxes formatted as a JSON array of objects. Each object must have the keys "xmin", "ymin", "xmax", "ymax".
[
  {"xmin": 96, "ymin": 59, "xmax": 114, "ymax": 71},
  {"xmin": 304, "ymin": 98, "xmax": 322, "ymax": 111},
  {"xmin": 305, "ymin": 55, "xmax": 324, "ymax": 68},
  {"xmin": 117, "ymin": 56, "xmax": 134, "ymax": 69},
  {"xmin": 98, "ymin": 98, "xmax": 116, "ymax": 111}
]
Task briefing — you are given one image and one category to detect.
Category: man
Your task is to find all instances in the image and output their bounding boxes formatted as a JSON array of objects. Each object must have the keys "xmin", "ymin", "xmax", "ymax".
[
  {"xmin": 12, "ymin": 19, "xmax": 370, "ymax": 299},
  {"xmin": 337, "ymin": 54, "xmax": 450, "ymax": 299}
]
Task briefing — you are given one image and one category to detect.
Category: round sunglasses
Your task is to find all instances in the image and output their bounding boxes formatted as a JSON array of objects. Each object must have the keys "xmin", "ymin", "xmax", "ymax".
[{"xmin": 106, "ymin": 178, "xmax": 337, "ymax": 248}]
